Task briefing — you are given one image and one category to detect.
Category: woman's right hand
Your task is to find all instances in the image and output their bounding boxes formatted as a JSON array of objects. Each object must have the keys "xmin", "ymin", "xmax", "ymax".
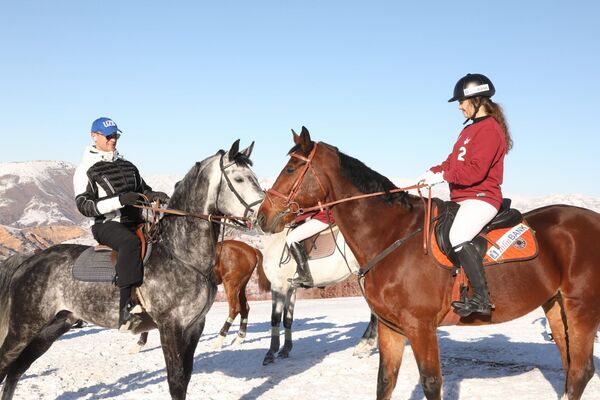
[{"xmin": 416, "ymin": 170, "xmax": 445, "ymax": 186}]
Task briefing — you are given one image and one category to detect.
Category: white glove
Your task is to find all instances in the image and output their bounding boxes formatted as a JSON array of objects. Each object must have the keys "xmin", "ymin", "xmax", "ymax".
[{"xmin": 416, "ymin": 170, "xmax": 445, "ymax": 186}]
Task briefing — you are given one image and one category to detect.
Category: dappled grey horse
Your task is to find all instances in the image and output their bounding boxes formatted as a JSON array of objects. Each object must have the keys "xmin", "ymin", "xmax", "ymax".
[{"xmin": 0, "ymin": 140, "xmax": 264, "ymax": 400}]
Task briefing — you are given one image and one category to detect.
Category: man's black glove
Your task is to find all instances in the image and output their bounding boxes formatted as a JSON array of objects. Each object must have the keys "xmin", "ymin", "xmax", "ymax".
[
  {"xmin": 119, "ymin": 192, "xmax": 142, "ymax": 206},
  {"xmin": 146, "ymin": 191, "xmax": 170, "ymax": 203}
]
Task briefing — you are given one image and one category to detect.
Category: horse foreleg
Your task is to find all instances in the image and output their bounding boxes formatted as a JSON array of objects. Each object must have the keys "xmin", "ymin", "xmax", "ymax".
[
  {"xmin": 231, "ymin": 287, "xmax": 250, "ymax": 347},
  {"xmin": 263, "ymin": 289, "xmax": 285, "ymax": 365},
  {"xmin": 213, "ymin": 285, "xmax": 240, "ymax": 349},
  {"xmin": 409, "ymin": 326, "xmax": 442, "ymax": 400},
  {"xmin": 277, "ymin": 287, "xmax": 296, "ymax": 359},
  {"xmin": 1, "ymin": 311, "xmax": 73, "ymax": 400},
  {"xmin": 375, "ymin": 321, "xmax": 406, "ymax": 400},
  {"xmin": 354, "ymin": 312, "xmax": 379, "ymax": 357},
  {"xmin": 159, "ymin": 319, "xmax": 205, "ymax": 400}
]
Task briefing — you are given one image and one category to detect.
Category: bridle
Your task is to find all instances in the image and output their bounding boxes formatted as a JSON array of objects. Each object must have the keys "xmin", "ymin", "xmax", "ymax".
[
  {"xmin": 264, "ymin": 142, "xmax": 328, "ymax": 214},
  {"xmin": 264, "ymin": 141, "xmax": 434, "ymax": 255},
  {"xmin": 135, "ymin": 153, "xmax": 262, "ymax": 230},
  {"xmin": 219, "ymin": 154, "xmax": 263, "ymax": 219}
]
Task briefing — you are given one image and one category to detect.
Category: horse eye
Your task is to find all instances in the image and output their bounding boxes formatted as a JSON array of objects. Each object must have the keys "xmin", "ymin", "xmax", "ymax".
[
  {"xmin": 286, "ymin": 167, "xmax": 295, "ymax": 174},
  {"xmin": 235, "ymin": 177, "xmax": 244, "ymax": 183}
]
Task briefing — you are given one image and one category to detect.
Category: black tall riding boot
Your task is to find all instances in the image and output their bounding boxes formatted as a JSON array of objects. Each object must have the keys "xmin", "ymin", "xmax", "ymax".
[
  {"xmin": 118, "ymin": 286, "xmax": 142, "ymax": 332},
  {"xmin": 288, "ymin": 242, "xmax": 313, "ymax": 288},
  {"xmin": 451, "ymin": 241, "xmax": 494, "ymax": 317}
]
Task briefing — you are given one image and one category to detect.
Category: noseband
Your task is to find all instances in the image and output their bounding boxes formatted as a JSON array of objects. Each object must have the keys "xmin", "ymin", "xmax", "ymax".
[{"xmin": 265, "ymin": 142, "xmax": 328, "ymax": 214}]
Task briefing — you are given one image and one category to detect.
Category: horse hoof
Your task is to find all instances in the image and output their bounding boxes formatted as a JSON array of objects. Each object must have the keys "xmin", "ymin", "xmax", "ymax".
[
  {"xmin": 277, "ymin": 350, "xmax": 290, "ymax": 359},
  {"xmin": 352, "ymin": 341, "xmax": 372, "ymax": 358},
  {"xmin": 212, "ymin": 335, "xmax": 226, "ymax": 349},
  {"xmin": 129, "ymin": 343, "xmax": 143, "ymax": 354},
  {"xmin": 231, "ymin": 334, "xmax": 245, "ymax": 347},
  {"xmin": 263, "ymin": 353, "xmax": 275, "ymax": 365}
]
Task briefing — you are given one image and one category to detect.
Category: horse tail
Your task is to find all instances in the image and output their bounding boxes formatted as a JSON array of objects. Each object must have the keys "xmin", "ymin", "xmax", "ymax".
[
  {"xmin": 255, "ymin": 248, "xmax": 270, "ymax": 293},
  {"xmin": 0, "ymin": 252, "xmax": 31, "ymax": 343}
]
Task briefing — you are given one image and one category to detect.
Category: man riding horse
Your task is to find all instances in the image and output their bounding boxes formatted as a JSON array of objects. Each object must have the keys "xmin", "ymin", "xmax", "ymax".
[{"xmin": 73, "ymin": 117, "xmax": 169, "ymax": 331}]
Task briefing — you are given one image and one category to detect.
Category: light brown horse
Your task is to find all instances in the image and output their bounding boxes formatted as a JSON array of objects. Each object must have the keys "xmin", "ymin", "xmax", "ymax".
[
  {"xmin": 131, "ymin": 239, "xmax": 270, "ymax": 353},
  {"xmin": 257, "ymin": 127, "xmax": 600, "ymax": 400}
]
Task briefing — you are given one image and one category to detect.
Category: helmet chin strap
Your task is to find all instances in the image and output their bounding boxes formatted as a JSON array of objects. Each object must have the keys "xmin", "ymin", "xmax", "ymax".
[{"xmin": 463, "ymin": 99, "xmax": 482, "ymax": 125}]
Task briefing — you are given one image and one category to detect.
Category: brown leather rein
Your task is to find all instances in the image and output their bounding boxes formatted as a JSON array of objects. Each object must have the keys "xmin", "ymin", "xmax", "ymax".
[
  {"xmin": 265, "ymin": 142, "xmax": 434, "ymax": 254},
  {"xmin": 133, "ymin": 203, "xmax": 253, "ymax": 230}
]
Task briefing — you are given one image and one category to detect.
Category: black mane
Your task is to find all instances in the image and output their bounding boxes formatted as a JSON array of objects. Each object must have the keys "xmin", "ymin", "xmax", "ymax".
[{"xmin": 328, "ymin": 144, "xmax": 409, "ymax": 206}]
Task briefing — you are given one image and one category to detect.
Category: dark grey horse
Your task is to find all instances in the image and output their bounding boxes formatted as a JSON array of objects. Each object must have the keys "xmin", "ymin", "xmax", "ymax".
[{"xmin": 0, "ymin": 140, "xmax": 264, "ymax": 400}]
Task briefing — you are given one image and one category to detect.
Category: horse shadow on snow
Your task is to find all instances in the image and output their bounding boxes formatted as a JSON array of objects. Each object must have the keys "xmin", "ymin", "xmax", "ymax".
[
  {"xmin": 405, "ymin": 330, "xmax": 600, "ymax": 400},
  {"xmin": 23, "ymin": 317, "xmax": 600, "ymax": 399}
]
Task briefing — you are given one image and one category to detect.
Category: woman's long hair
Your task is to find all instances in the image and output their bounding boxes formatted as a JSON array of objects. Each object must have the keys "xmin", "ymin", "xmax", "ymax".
[{"xmin": 472, "ymin": 97, "xmax": 513, "ymax": 153}]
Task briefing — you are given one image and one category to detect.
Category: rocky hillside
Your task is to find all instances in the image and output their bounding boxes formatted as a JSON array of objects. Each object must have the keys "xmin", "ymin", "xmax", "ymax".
[{"xmin": 0, "ymin": 224, "xmax": 87, "ymax": 258}]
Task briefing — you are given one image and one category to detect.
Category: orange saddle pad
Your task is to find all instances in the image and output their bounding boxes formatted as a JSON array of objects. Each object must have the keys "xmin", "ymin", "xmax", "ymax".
[{"xmin": 430, "ymin": 221, "xmax": 539, "ymax": 269}]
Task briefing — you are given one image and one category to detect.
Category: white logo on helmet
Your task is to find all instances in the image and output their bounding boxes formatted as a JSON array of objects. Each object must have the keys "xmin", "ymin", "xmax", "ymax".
[
  {"xmin": 102, "ymin": 120, "xmax": 116, "ymax": 127},
  {"xmin": 463, "ymin": 84, "xmax": 490, "ymax": 96}
]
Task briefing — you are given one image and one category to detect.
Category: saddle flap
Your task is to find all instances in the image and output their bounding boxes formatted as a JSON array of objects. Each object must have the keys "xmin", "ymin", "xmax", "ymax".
[
  {"xmin": 73, "ymin": 247, "xmax": 116, "ymax": 282},
  {"xmin": 303, "ymin": 226, "xmax": 340, "ymax": 260}
]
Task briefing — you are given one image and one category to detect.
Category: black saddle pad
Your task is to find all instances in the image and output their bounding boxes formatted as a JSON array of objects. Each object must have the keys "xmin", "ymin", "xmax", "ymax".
[{"xmin": 72, "ymin": 247, "xmax": 115, "ymax": 283}]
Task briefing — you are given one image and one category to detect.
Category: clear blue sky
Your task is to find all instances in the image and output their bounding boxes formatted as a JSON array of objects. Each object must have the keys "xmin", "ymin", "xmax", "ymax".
[{"xmin": 1, "ymin": 1, "xmax": 599, "ymax": 196}]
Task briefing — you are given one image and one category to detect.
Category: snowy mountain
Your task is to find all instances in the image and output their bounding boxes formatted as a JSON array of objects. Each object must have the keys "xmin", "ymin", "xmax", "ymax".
[{"xmin": 0, "ymin": 160, "xmax": 84, "ymax": 227}]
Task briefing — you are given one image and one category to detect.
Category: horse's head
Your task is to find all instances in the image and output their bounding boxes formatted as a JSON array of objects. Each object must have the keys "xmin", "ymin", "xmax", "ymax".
[
  {"xmin": 258, "ymin": 127, "xmax": 336, "ymax": 233},
  {"xmin": 217, "ymin": 140, "xmax": 265, "ymax": 219},
  {"xmin": 170, "ymin": 140, "xmax": 264, "ymax": 221}
]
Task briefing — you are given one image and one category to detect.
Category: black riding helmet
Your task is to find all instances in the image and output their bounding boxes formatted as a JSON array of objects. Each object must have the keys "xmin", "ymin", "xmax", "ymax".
[{"xmin": 448, "ymin": 73, "xmax": 495, "ymax": 102}]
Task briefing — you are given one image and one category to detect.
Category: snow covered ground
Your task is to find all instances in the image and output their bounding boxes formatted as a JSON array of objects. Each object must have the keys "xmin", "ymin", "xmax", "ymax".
[{"xmin": 9, "ymin": 297, "xmax": 600, "ymax": 400}]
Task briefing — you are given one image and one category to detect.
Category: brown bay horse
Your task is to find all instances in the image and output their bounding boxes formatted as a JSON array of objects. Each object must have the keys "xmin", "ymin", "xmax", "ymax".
[
  {"xmin": 131, "ymin": 239, "xmax": 270, "ymax": 353},
  {"xmin": 256, "ymin": 127, "xmax": 600, "ymax": 400}
]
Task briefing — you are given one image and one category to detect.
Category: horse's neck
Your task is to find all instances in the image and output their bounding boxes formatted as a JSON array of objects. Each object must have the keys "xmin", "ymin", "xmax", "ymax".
[
  {"xmin": 332, "ymin": 194, "xmax": 423, "ymax": 266},
  {"xmin": 157, "ymin": 203, "xmax": 218, "ymax": 270}
]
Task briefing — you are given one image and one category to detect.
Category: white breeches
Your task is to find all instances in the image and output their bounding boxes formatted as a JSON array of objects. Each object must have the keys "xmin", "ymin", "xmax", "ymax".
[
  {"xmin": 449, "ymin": 199, "xmax": 498, "ymax": 249},
  {"xmin": 286, "ymin": 219, "xmax": 329, "ymax": 245}
]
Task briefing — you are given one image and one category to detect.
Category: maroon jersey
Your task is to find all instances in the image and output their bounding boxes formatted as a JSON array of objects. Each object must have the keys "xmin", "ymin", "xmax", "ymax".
[{"xmin": 430, "ymin": 116, "xmax": 506, "ymax": 210}]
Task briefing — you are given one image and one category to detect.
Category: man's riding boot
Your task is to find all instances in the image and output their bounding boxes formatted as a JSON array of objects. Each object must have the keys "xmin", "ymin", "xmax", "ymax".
[
  {"xmin": 118, "ymin": 287, "xmax": 143, "ymax": 332},
  {"xmin": 288, "ymin": 242, "xmax": 313, "ymax": 288},
  {"xmin": 451, "ymin": 241, "xmax": 494, "ymax": 317}
]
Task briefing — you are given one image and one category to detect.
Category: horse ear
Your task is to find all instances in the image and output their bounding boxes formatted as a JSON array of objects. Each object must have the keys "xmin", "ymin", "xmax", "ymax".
[
  {"xmin": 228, "ymin": 139, "xmax": 241, "ymax": 160},
  {"xmin": 292, "ymin": 129, "xmax": 300, "ymax": 144},
  {"xmin": 299, "ymin": 126, "xmax": 312, "ymax": 153},
  {"xmin": 240, "ymin": 141, "xmax": 255, "ymax": 158}
]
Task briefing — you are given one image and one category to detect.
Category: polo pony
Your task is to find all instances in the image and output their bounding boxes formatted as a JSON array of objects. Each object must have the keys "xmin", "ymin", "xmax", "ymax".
[
  {"xmin": 0, "ymin": 140, "xmax": 264, "ymax": 400},
  {"xmin": 257, "ymin": 127, "xmax": 600, "ymax": 400}
]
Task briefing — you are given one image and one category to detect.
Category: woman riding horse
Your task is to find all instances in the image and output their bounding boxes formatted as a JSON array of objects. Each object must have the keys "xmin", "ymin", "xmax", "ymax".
[{"xmin": 418, "ymin": 73, "xmax": 513, "ymax": 317}]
